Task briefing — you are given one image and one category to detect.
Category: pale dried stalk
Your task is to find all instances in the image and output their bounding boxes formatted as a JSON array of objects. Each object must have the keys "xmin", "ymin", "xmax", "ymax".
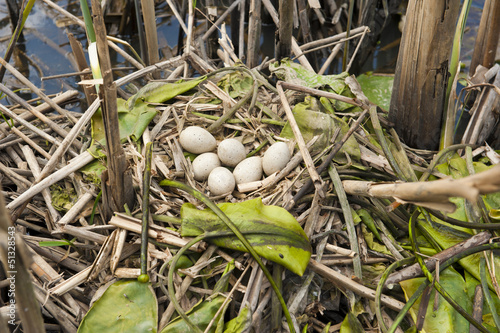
[
  {"xmin": 108, "ymin": 214, "xmax": 203, "ymax": 252},
  {"xmin": 0, "ymin": 102, "xmax": 62, "ymax": 147},
  {"xmin": 57, "ymin": 192, "xmax": 94, "ymax": 225},
  {"xmin": 7, "ymin": 152, "xmax": 94, "ymax": 211},
  {"xmin": 0, "ymin": 58, "xmax": 78, "ymax": 124},
  {"xmin": 22, "ymin": 146, "xmax": 60, "ymax": 222},
  {"xmin": 276, "ymin": 83, "xmax": 324, "ymax": 196},
  {"xmin": 342, "ymin": 164, "xmax": 500, "ymax": 212},
  {"xmin": 0, "ymin": 90, "xmax": 79, "ymax": 134}
]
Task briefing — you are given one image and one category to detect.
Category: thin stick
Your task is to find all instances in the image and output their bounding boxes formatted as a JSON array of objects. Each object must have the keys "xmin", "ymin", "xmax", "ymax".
[
  {"xmin": 277, "ymin": 82, "xmax": 323, "ymax": 197},
  {"xmin": 0, "ymin": 57, "xmax": 78, "ymax": 124},
  {"xmin": 0, "ymin": 83, "xmax": 81, "ymax": 149},
  {"xmin": 201, "ymin": 0, "xmax": 244, "ymax": 41},
  {"xmin": 166, "ymin": 0, "xmax": 188, "ymax": 34}
]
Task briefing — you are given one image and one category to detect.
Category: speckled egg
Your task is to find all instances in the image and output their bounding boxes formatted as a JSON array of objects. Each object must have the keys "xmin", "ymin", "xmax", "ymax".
[
  {"xmin": 192, "ymin": 153, "xmax": 221, "ymax": 181},
  {"xmin": 262, "ymin": 142, "xmax": 291, "ymax": 176},
  {"xmin": 217, "ymin": 138, "xmax": 246, "ymax": 167},
  {"xmin": 233, "ymin": 157, "xmax": 262, "ymax": 184},
  {"xmin": 179, "ymin": 126, "xmax": 217, "ymax": 154},
  {"xmin": 208, "ymin": 167, "xmax": 236, "ymax": 195}
]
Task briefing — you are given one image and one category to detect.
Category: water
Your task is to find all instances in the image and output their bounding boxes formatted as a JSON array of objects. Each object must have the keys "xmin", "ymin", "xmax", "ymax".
[{"xmin": 0, "ymin": 0, "xmax": 488, "ymax": 112}]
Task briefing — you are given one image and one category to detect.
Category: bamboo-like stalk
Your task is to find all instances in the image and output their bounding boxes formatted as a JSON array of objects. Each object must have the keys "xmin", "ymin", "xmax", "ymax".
[
  {"xmin": 91, "ymin": 0, "xmax": 135, "ymax": 219},
  {"xmin": 140, "ymin": 0, "xmax": 159, "ymax": 75},
  {"xmin": 0, "ymin": 191, "xmax": 46, "ymax": 332},
  {"xmin": 247, "ymin": 0, "xmax": 262, "ymax": 68},
  {"xmin": 469, "ymin": 0, "xmax": 500, "ymax": 75},
  {"xmin": 275, "ymin": 0, "xmax": 293, "ymax": 61}
]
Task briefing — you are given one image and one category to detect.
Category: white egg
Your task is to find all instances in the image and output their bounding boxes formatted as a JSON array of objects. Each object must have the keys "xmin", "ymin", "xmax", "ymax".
[
  {"xmin": 217, "ymin": 138, "xmax": 246, "ymax": 167},
  {"xmin": 262, "ymin": 142, "xmax": 291, "ymax": 176},
  {"xmin": 233, "ymin": 157, "xmax": 263, "ymax": 184},
  {"xmin": 208, "ymin": 167, "xmax": 235, "ymax": 195},
  {"xmin": 179, "ymin": 126, "xmax": 217, "ymax": 154},
  {"xmin": 192, "ymin": 153, "xmax": 220, "ymax": 181}
]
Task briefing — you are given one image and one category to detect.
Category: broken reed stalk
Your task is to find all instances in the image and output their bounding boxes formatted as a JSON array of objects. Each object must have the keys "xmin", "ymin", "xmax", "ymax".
[
  {"xmin": 0, "ymin": 191, "xmax": 45, "ymax": 332},
  {"xmin": 469, "ymin": 0, "xmax": 500, "ymax": 75},
  {"xmin": 247, "ymin": 0, "xmax": 261, "ymax": 68},
  {"xmin": 275, "ymin": 0, "xmax": 293, "ymax": 61},
  {"xmin": 91, "ymin": 0, "xmax": 134, "ymax": 219},
  {"xmin": 141, "ymin": 142, "xmax": 153, "ymax": 279},
  {"xmin": 389, "ymin": 0, "xmax": 460, "ymax": 150},
  {"xmin": 140, "ymin": 0, "xmax": 159, "ymax": 76}
]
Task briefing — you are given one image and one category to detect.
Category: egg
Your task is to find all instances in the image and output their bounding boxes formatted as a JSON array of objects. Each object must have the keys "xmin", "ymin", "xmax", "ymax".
[
  {"xmin": 262, "ymin": 142, "xmax": 291, "ymax": 176},
  {"xmin": 217, "ymin": 138, "xmax": 246, "ymax": 167},
  {"xmin": 179, "ymin": 126, "xmax": 217, "ymax": 154},
  {"xmin": 208, "ymin": 167, "xmax": 235, "ymax": 195},
  {"xmin": 233, "ymin": 157, "xmax": 262, "ymax": 184},
  {"xmin": 192, "ymin": 153, "xmax": 220, "ymax": 181}
]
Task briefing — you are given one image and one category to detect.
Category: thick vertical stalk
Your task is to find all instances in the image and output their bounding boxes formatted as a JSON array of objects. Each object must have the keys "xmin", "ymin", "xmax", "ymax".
[
  {"xmin": 388, "ymin": 0, "xmax": 460, "ymax": 150},
  {"xmin": 469, "ymin": 0, "xmax": 500, "ymax": 76},
  {"xmin": 247, "ymin": 0, "xmax": 261, "ymax": 68},
  {"xmin": 140, "ymin": 0, "xmax": 159, "ymax": 77},
  {"xmin": 91, "ymin": 0, "xmax": 135, "ymax": 219},
  {"xmin": 206, "ymin": 0, "xmax": 219, "ymax": 59},
  {"xmin": 275, "ymin": 0, "xmax": 293, "ymax": 61}
]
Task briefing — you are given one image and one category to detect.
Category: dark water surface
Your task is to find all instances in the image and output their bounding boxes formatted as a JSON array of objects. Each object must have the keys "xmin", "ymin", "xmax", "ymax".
[{"xmin": 0, "ymin": 0, "xmax": 487, "ymax": 112}]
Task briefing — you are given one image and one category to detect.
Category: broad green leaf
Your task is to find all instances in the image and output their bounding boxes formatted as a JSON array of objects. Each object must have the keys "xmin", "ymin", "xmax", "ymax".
[
  {"xmin": 339, "ymin": 312, "xmax": 365, "ymax": 333},
  {"xmin": 399, "ymin": 268, "xmax": 471, "ymax": 333},
  {"xmin": 362, "ymin": 226, "xmax": 391, "ymax": 256},
  {"xmin": 222, "ymin": 304, "xmax": 252, "ymax": 333},
  {"xmin": 89, "ymin": 98, "xmax": 157, "ymax": 157},
  {"xmin": 127, "ymin": 76, "xmax": 206, "ymax": 108},
  {"xmin": 79, "ymin": 159, "xmax": 107, "ymax": 184},
  {"xmin": 418, "ymin": 216, "xmax": 500, "ymax": 292},
  {"xmin": 280, "ymin": 96, "xmax": 360, "ymax": 159},
  {"xmin": 269, "ymin": 58, "xmax": 347, "ymax": 93},
  {"xmin": 179, "ymin": 198, "xmax": 311, "ymax": 276},
  {"xmin": 78, "ymin": 280, "xmax": 157, "ymax": 333},
  {"xmin": 356, "ymin": 74, "xmax": 393, "ymax": 111},
  {"xmin": 160, "ymin": 295, "xmax": 226, "ymax": 333},
  {"xmin": 217, "ymin": 72, "xmax": 253, "ymax": 99}
]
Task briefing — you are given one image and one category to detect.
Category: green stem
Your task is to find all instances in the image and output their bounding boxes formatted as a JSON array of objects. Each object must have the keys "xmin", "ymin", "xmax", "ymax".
[
  {"xmin": 388, "ymin": 242, "xmax": 500, "ymax": 333},
  {"xmin": 375, "ymin": 257, "xmax": 416, "ymax": 333},
  {"xmin": 140, "ymin": 142, "xmax": 153, "ymax": 277},
  {"xmin": 409, "ymin": 210, "xmax": 489, "ymax": 333},
  {"xmin": 369, "ymin": 106, "xmax": 406, "ymax": 181},
  {"xmin": 160, "ymin": 180, "xmax": 296, "ymax": 333},
  {"xmin": 480, "ymin": 257, "xmax": 500, "ymax": 331}
]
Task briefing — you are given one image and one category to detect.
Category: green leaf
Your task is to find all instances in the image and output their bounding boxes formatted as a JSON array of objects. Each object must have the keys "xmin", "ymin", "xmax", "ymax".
[
  {"xmin": 217, "ymin": 72, "xmax": 253, "ymax": 99},
  {"xmin": 269, "ymin": 58, "xmax": 347, "ymax": 93},
  {"xmin": 356, "ymin": 74, "xmax": 393, "ymax": 111},
  {"xmin": 89, "ymin": 98, "xmax": 157, "ymax": 157},
  {"xmin": 160, "ymin": 295, "xmax": 226, "ymax": 333},
  {"xmin": 223, "ymin": 304, "xmax": 252, "ymax": 333},
  {"xmin": 419, "ymin": 216, "xmax": 500, "ymax": 293},
  {"xmin": 127, "ymin": 76, "xmax": 206, "ymax": 108},
  {"xmin": 280, "ymin": 96, "xmax": 360, "ymax": 159},
  {"xmin": 77, "ymin": 280, "xmax": 157, "ymax": 333},
  {"xmin": 38, "ymin": 239, "xmax": 75, "ymax": 247},
  {"xmin": 180, "ymin": 198, "xmax": 311, "ymax": 276},
  {"xmin": 51, "ymin": 184, "xmax": 77, "ymax": 212},
  {"xmin": 399, "ymin": 268, "xmax": 471, "ymax": 333},
  {"xmin": 339, "ymin": 312, "xmax": 365, "ymax": 333}
]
